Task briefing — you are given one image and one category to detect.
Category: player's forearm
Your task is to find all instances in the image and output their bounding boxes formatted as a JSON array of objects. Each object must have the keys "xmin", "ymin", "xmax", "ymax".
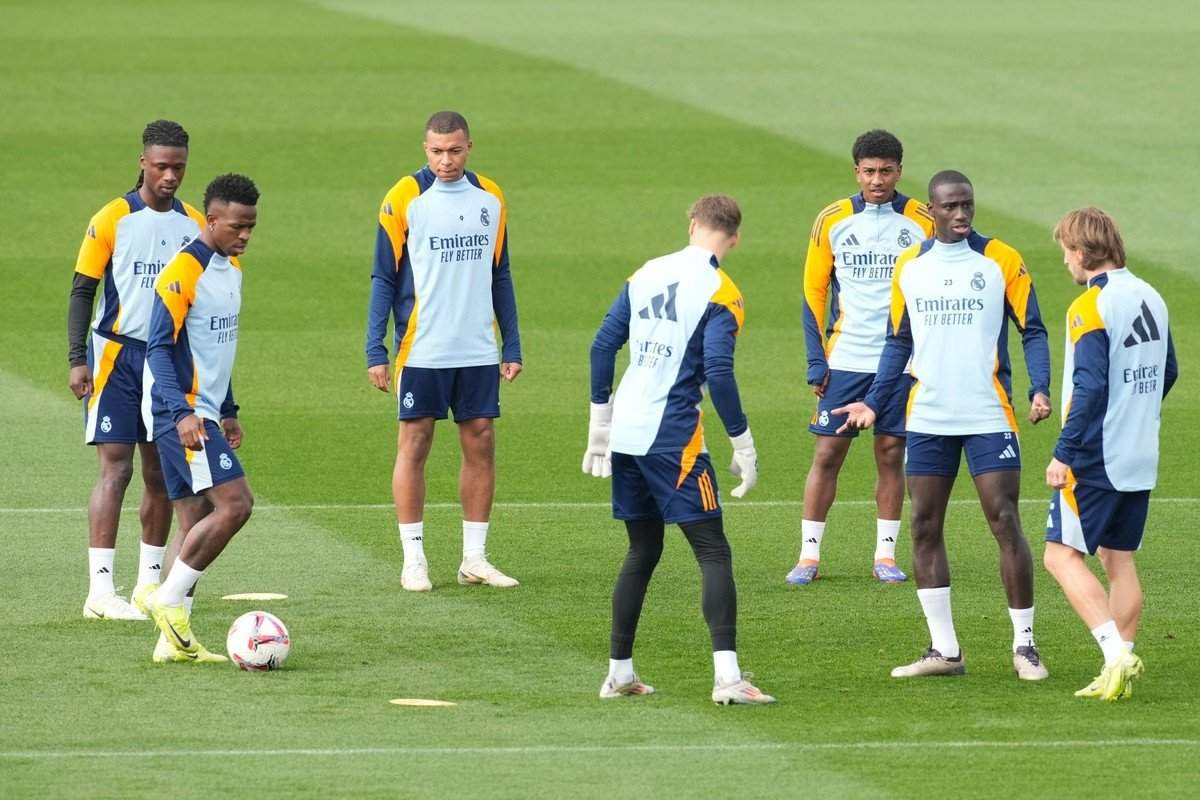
[
  {"xmin": 145, "ymin": 344, "xmax": 192, "ymax": 422},
  {"xmin": 220, "ymin": 381, "xmax": 239, "ymax": 419},
  {"xmin": 1053, "ymin": 388, "xmax": 1099, "ymax": 465},
  {"xmin": 802, "ymin": 304, "xmax": 829, "ymax": 381},
  {"xmin": 1021, "ymin": 328, "xmax": 1052, "ymax": 398},
  {"xmin": 589, "ymin": 344, "xmax": 617, "ymax": 403},
  {"xmin": 67, "ymin": 273, "xmax": 99, "ymax": 367},
  {"xmin": 864, "ymin": 331, "xmax": 911, "ymax": 413},
  {"xmin": 492, "ymin": 263, "xmax": 522, "ymax": 363},
  {"xmin": 706, "ymin": 370, "xmax": 748, "ymax": 438},
  {"xmin": 365, "ymin": 274, "xmax": 395, "ymax": 368},
  {"xmin": 1164, "ymin": 332, "xmax": 1179, "ymax": 399}
]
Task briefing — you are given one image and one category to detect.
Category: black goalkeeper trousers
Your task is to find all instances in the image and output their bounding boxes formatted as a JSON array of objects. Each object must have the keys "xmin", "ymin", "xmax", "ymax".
[{"xmin": 609, "ymin": 516, "xmax": 737, "ymax": 659}]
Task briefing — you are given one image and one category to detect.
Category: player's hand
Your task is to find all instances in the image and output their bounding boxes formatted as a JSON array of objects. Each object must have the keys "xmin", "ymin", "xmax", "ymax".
[
  {"xmin": 367, "ymin": 364, "xmax": 391, "ymax": 393},
  {"xmin": 501, "ymin": 362, "xmax": 523, "ymax": 382},
  {"xmin": 728, "ymin": 429, "xmax": 758, "ymax": 498},
  {"xmin": 177, "ymin": 414, "xmax": 208, "ymax": 451},
  {"xmin": 832, "ymin": 402, "xmax": 875, "ymax": 434},
  {"xmin": 812, "ymin": 372, "xmax": 831, "ymax": 398},
  {"xmin": 1029, "ymin": 392, "xmax": 1052, "ymax": 424},
  {"xmin": 1045, "ymin": 457, "xmax": 1070, "ymax": 490},
  {"xmin": 808, "ymin": 367, "xmax": 830, "ymax": 398},
  {"xmin": 68, "ymin": 365, "xmax": 93, "ymax": 400},
  {"xmin": 221, "ymin": 417, "xmax": 244, "ymax": 449},
  {"xmin": 581, "ymin": 401, "xmax": 613, "ymax": 478}
]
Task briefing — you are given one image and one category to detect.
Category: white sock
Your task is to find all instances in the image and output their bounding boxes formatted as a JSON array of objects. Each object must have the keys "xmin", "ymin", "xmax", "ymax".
[
  {"xmin": 916, "ymin": 587, "xmax": 959, "ymax": 658},
  {"xmin": 88, "ymin": 547, "xmax": 116, "ymax": 597},
  {"xmin": 463, "ymin": 520, "xmax": 489, "ymax": 563},
  {"xmin": 398, "ymin": 522, "xmax": 426, "ymax": 565},
  {"xmin": 874, "ymin": 519, "xmax": 901, "ymax": 561},
  {"xmin": 608, "ymin": 658, "xmax": 635, "ymax": 684},
  {"xmin": 713, "ymin": 650, "xmax": 741, "ymax": 685},
  {"xmin": 138, "ymin": 542, "xmax": 166, "ymax": 586},
  {"xmin": 1124, "ymin": 640, "xmax": 1135, "ymax": 653},
  {"xmin": 158, "ymin": 559, "xmax": 203, "ymax": 607},
  {"xmin": 799, "ymin": 519, "xmax": 825, "ymax": 562},
  {"xmin": 183, "ymin": 595, "xmax": 195, "ymax": 615},
  {"xmin": 1009, "ymin": 606, "xmax": 1035, "ymax": 650},
  {"xmin": 1091, "ymin": 620, "xmax": 1125, "ymax": 667}
]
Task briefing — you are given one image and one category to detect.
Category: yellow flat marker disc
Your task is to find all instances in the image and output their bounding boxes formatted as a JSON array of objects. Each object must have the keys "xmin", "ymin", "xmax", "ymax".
[
  {"xmin": 389, "ymin": 698, "xmax": 458, "ymax": 707},
  {"xmin": 222, "ymin": 592, "xmax": 289, "ymax": 601}
]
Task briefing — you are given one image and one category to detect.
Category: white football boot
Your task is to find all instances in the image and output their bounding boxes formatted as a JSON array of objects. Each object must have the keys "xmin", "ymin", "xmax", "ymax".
[
  {"xmin": 401, "ymin": 561, "xmax": 433, "ymax": 592},
  {"xmin": 457, "ymin": 558, "xmax": 519, "ymax": 588},
  {"xmin": 82, "ymin": 592, "xmax": 148, "ymax": 621}
]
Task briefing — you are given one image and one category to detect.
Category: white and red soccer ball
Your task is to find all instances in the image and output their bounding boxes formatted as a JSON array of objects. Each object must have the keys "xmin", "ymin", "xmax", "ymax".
[{"xmin": 226, "ymin": 611, "xmax": 291, "ymax": 671}]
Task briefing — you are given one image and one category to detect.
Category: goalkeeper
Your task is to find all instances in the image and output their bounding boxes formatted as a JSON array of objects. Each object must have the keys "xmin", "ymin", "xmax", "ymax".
[{"xmin": 583, "ymin": 194, "xmax": 774, "ymax": 706}]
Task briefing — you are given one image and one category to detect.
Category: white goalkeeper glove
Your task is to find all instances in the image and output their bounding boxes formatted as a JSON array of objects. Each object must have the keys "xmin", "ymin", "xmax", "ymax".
[
  {"xmin": 581, "ymin": 401, "xmax": 613, "ymax": 478},
  {"xmin": 728, "ymin": 428, "xmax": 757, "ymax": 498}
]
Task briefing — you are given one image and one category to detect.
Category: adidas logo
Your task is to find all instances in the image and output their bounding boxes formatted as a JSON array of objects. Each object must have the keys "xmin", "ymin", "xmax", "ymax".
[
  {"xmin": 882, "ymin": 536, "xmax": 895, "ymax": 543},
  {"xmin": 840, "ymin": 233, "xmax": 861, "ymax": 247},
  {"xmin": 1021, "ymin": 627, "xmax": 1033, "ymax": 634},
  {"xmin": 997, "ymin": 444, "xmax": 1017, "ymax": 460},
  {"xmin": 166, "ymin": 280, "xmax": 182, "ymax": 295},
  {"xmin": 95, "ymin": 566, "xmax": 110, "ymax": 574},
  {"xmin": 1123, "ymin": 301, "xmax": 1161, "ymax": 348},
  {"xmin": 150, "ymin": 564, "xmax": 161, "ymax": 570},
  {"xmin": 637, "ymin": 282, "xmax": 679, "ymax": 321},
  {"xmin": 805, "ymin": 537, "xmax": 819, "ymax": 544}
]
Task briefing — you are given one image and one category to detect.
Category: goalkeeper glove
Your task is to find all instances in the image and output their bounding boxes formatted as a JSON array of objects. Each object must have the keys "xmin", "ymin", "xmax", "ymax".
[
  {"xmin": 581, "ymin": 401, "xmax": 613, "ymax": 478},
  {"xmin": 728, "ymin": 428, "xmax": 757, "ymax": 498}
]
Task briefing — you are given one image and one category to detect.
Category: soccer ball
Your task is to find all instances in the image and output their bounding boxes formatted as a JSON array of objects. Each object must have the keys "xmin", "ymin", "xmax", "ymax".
[{"xmin": 226, "ymin": 611, "xmax": 291, "ymax": 671}]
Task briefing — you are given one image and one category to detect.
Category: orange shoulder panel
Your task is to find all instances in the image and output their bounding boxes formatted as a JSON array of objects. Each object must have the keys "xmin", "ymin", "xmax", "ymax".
[
  {"xmin": 901, "ymin": 197, "xmax": 935, "ymax": 237},
  {"xmin": 474, "ymin": 173, "xmax": 508, "ymax": 267},
  {"xmin": 889, "ymin": 244, "xmax": 921, "ymax": 330},
  {"xmin": 1066, "ymin": 286, "xmax": 1105, "ymax": 345},
  {"xmin": 74, "ymin": 197, "xmax": 130, "ymax": 279},
  {"xmin": 711, "ymin": 269, "xmax": 745, "ymax": 334},
  {"xmin": 379, "ymin": 176, "xmax": 422, "ymax": 267},
  {"xmin": 984, "ymin": 238, "xmax": 1034, "ymax": 321},
  {"xmin": 182, "ymin": 201, "xmax": 206, "ymax": 231},
  {"xmin": 155, "ymin": 252, "xmax": 204, "ymax": 339}
]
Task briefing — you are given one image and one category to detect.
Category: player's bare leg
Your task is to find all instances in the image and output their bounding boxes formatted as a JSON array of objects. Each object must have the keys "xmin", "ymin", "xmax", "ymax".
[
  {"xmin": 1044, "ymin": 542, "xmax": 1140, "ymax": 696},
  {"xmin": 892, "ymin": 474, "xmax": 963, "ymax": 677},
  {"xmin": 974, "ymin": 469, "xmax": 1046, "ymax": 679},
  {"xmin": 136, "ymin": 442, "xmax": 171, "ymax": 548},
  {"xmin": 147, "ymin": 480, "xmax": 252, "ymax": 662},
  {"xmin": 1097, "ymin": 547, "xmax": 1142, "ymax": 643},
  {"xmin": 393, "ymin": 418, "xmax": 435, "ymax": 524},
  {"xmin": 89, "ymin": 443, "xmax": 135, "ymax": 550},
  {"xmin": 1043, "ymin": 542, "xmax": 1111, "ymax": 627},
  {"xmin": 82, "ymin": 443, "xmax": 145, "ymax": 619},
  {"xmin": 129, "ymin": 441, "xmax": 172, "ymax": 611},
  {"xmin": 802, "ymin": 435, "xmax": 852, "ymax": 523},
  {"xmin": 173, "ymin": 478, "xmax": 254, "ymax": 569},
  {"xmin": 872, "ymin": 434, "xmax": 907, "ymax": 582},
  {"xmin": 908, "ymin": 475, "xmax": 954, "ymax": 589},
  {"xmin": 149, "ymin": 494, "xmax": 211, "ymax": 660},
  {"xmin": 458, "ymin": 417, "xmax": 495, "ymax": 523},
  {"xmin": 788, "ymin": 435, "xmax": 851, "ymax": 584},
  {"xmin": 393, "ymin": 418, "xmax": 436, "ymax": 591},
  {"xmin": 973, "ymin": 470, "xmax": 1034, "ymax": 609},
  {"xmin": 456, "ymin": 417, "xmax": 516, "ymax": 586}
]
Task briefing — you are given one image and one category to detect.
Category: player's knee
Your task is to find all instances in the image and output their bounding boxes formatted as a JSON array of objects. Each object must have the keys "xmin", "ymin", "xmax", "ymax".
[
  {"xmin": 98, "ymin": 458, "xmax": 135, "ymax": 489},
  {"xmin": 874, "ymin": 437, "xmax": 904, "ymax": 468},
  {"xmin": 1042, "ymin": 544, "xmax": 1069, "ymax": 576},
  {"xmin": 811, "ymin": 445, "xmax": 847, "ymax": 474},
  {"xmin": 222, "ymin": 488, "xmax": 255, "ymax": 528},
  {"xmin": 984, "ymin": 505, "xmax": 1022, "ymax": 539},
  {"xmin": 141, "ymin": 463, "xmax": 168, "ymax": 496}
]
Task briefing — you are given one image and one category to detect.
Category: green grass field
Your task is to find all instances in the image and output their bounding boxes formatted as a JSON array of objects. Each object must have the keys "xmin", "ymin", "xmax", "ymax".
[{"xmin": 1, "ymin": 2, "xmax": 1197, "ymax": 797}]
